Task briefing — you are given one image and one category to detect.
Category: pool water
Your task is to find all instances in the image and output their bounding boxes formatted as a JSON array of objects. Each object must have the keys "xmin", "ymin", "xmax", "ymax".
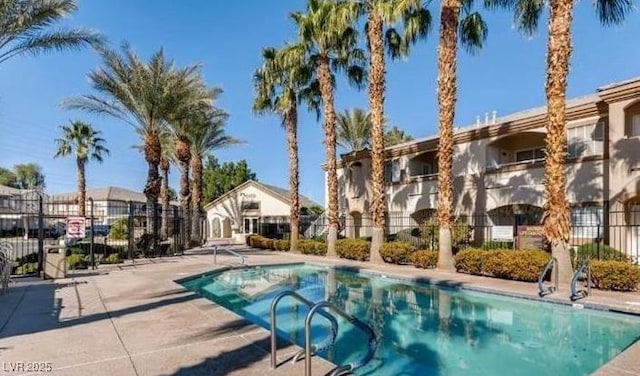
[{"xmin": 181, "ymin": 264, "xmax": 640, "ymax": 375}]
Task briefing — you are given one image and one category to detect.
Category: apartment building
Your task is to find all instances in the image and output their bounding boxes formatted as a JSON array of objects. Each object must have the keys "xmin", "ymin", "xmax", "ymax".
[{"xmin": 335, "ymin": 77, "xmax": 640, "ymax": 255}]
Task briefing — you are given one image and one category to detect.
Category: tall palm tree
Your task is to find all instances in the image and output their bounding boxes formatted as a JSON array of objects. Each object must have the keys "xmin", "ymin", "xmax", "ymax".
[
  {"xmin": 0, "ymin": 0, "xmax": 103, "ymax": 64},
  {"xmin": 436, "ymin": 0, "xmax": 487, "ymax": 271},
  {"xmin": 337, "ymin": 108, "xmax": 371, "ymax": 153},
  {"xmin": 292, "ymin": 0, "xmax": 366, "ymax": 256},
  {"xmin": 159, "ymin": 130, "xmax": 175, "ymax": 240},
  {"xmin": 65, "ymin": 44, "xmax": 209, "ymax": 253},
  {"xmin": 500, "ymin": 0, "xmax": 633, "ymax": 283},
  {"xmin": 253, "ymin": 45, "xmax": 320, "ymax": 253},
  {"xmin": 54, "ymin": 120, "xmax": 109, "ymax": 217},
  {"xmin": 385, "ymin": 125, "xmax": 414, "ymax": 146},
  {"xmin": 189, "ymin": 107, "xmax": 237, "ymax": 245},
  {"xmin": 360, "ymin": 0, "xmax": 431, "ymax": 263}
]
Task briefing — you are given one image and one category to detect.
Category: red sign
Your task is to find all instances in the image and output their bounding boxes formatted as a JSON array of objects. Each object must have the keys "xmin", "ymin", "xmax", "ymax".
[{"xmin": 66, "ymin": 217, "xmax": 86, "ymax": 239}]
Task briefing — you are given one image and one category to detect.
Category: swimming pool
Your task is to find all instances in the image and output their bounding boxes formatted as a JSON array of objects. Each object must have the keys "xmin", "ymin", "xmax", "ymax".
[{"xmin": 181, "ymin": 263, "xmax": 640, "ymax": 375}]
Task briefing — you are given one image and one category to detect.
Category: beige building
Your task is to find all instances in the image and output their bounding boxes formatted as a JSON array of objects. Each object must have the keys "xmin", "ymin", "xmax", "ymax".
[
  {"xmin": 204, "ymin": 180, "xmax": 320, "ymax": 244},
  {"xmin": 335, "ymin": 77, "xmax": 640, "ymax": 257}
]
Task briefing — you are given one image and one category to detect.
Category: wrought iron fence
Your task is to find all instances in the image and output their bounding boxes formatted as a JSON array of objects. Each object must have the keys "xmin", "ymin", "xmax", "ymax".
[
  {"xmin": 0, "ymin": 193, "xmax": 186, "ymax": 276},
  {"xmin": 256, "ymin": 207, "xmax": 640, "ymax": 262}
]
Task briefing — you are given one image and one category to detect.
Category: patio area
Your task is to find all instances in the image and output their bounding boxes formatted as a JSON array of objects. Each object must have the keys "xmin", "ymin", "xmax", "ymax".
[{"xmin": 1, "ymin": 247, "xmax": 640, "ymax": 376}]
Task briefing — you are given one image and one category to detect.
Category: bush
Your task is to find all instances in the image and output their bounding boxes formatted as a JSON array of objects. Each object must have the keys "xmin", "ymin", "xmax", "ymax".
[
  {"xmin": 15, "ymin": 262, "xmax": 38, "ymax": 275},
  {"xmin": 298, "ymin": 239, "xmax": 326, "ymax": 256},
  {"xmin": 263, "ymin": 238, "xmax": 276, "ymax": 250},
  {"xmin": 454, "ymin": 248, "xmax": 550, "ymax": 282},
  {"xmin": 590, "ymin": 260, "xmax": 640, "ymax": 291},
  {"xmin": 481, "ymin": 241, "xmax": 514, "ymax": 250},
  {"xmin": 275, "ymin": 240, "xmax": 290, "ymax": 251},
  {"xmin": 102, "ymin": 253, "xmax": 122, "ymax": 264},
  {"xmin": 109, "ymin": 218, "xmax": 128, "ymax": 240},
  {"xmin": 336, "ymin": 239, "xmax": 370, "ymax": 261},
  {"xmin": 410, "ymin": 250, "xmax": 438, "ymax": 269},
  {"xmin": 380, "ymin": 242, "xmax": 416, "ymax": 264},
  {"xmin": 575, "ymin": 243, "xmax": 628, "ymax": 262},
  {"xmin": 394, "ymin": 216, "xmax": 470, "ymax": 251},
  {"xmin": 66, "ymin": 254, "xmax": 87, "ymax": 270}
]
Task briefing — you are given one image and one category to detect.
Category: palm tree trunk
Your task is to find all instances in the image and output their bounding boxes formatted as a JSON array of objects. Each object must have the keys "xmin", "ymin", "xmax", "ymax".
[
  {"xmin": 77, "ymin": 158, "xmax": 86, "ymax": 218},
  {"xmin": 544, "ymin": 0, "xmax": 574, "ymax": 284},
  {"xmin": 368, "ymin": 11, "xmax": 386, "ymax": 264},
  {"xmin": 176, "ymin": 137, "xmax": 192, "ymax": 244},
  {"xmin": 160, "ymin": 159, "xmax": 170, "ymax": 240},
  {"xmin": 318, "ymin": 55, "xmax": 339, "ymax": 257},
  {"xmin": 436, "ymin": 0, "xmax": 460, "ymax": 271},
  {"xmin": 191, "ymin": 155, "xmax": 204, "ymax": 245},
  {"xmin": 285, "ymin": 95, "xmax": 300, "ymax": 253},
  {"xmin": 143, "ymin": 131, "xmax": 162, "ymax": 254}
]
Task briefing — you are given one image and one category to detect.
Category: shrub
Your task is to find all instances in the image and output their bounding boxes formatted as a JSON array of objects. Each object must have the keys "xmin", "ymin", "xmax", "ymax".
[
  {"xmin": 410, "ymin": 250, "xmax": 438, "ymax": 269},
  {"xmin": 15, "ymin": 262, "xmax": 38, "ymax": 275},
  {"xmin": 590, "ymin": 260, "xmax": 640, "ymax": 291},
  {"xmin": 66, "ymin": 254, "xmax": 87, "ymax": 270},
  {"xmin": 336, "ymin": 239, "xmax": 370, "ymax": 261},
  {"xmin": 394, "ymin": 216, "xmax": 470, "ymax": 251},
  {"xmin": 275, "ymin": 240, "xmax": 290, "ymax": 251},
  {"xmin": 575, "ymin": 243, "xmax": 628, "ymax": 262},
  {"xmin": 380, "ymin": 242, "xmax": 416, "ymax": 264},
  {"xmin": 263, "ymin": 238, "xmax": 276, "ymax": 250},
  {"xmin": 109, "ymin": 218, "xmax": 128, "ymax": 240},
  {"xmin": 298, "ymin": 239, "xmax": 326, "ymax": 255},
  {"xmin": 454, "ymin": 249, "xmax": 550, "ymax": 282},
  {"xmin": 481, "ymin": 241, "xmax": 514, "ymax": 250},
  {"xmin": 247, "ymin": 235, "xmax": 269, "ymax": 249},
  {"xmin": 102, "ymin": 253, "xmax": 122, "ymax": 264}
]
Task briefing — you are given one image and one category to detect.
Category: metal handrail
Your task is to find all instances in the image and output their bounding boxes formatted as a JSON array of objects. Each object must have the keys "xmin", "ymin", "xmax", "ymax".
[
  {"xmin": 304, "ymin": 301, "xmax": 377, "ymax": 376},
  {"xmin": 213, "ymin": 246, "xmax": 246, "ymax": 266},
  {"xmin": 538, "ymin": 257, "xmax": 558, "ymax": 297},
  {"xmin": 270, "ymin": 291, "xmax": 338, "ymax": 369},
  {"xmin": 570, "ymin": 259, "xmax": 591, "ymax": 301}
]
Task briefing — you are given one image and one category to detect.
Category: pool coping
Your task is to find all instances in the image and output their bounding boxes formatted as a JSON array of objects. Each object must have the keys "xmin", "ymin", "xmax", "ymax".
[{"xmin": 174, "ymin": 259, "xmax": 640, "ymax": 376}]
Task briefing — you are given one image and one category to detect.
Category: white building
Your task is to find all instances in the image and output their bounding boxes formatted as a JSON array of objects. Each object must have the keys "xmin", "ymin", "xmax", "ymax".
[{"xmin": 204, "ymin": 180, "xmax": 320, "ymax": 244}]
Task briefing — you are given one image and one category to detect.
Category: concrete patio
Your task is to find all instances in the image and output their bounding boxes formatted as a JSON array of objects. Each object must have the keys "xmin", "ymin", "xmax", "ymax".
[{"xmin": 1, "ymin": 247, "xmax": 640, "ymax": 375}]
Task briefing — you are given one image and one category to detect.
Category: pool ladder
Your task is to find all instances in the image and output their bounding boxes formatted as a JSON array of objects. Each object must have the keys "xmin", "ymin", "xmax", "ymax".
[
  {"xmin": 213, "ymin": 246, "xmax": 246, "ymax": 267},
  {"xmin": 270, "ymin": 291, "xmax": 377, "ymax": 376},
  {"xmin": 570, "ymin": 259, "xmax": 591, "ymax": 301},
  {"xmin": 538, "ymin": 257, "xmax": 558, "ymax": 297}
]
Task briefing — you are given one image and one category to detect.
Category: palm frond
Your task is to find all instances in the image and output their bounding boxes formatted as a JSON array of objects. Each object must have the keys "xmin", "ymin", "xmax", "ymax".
[{"xmin": 459, "ymin": 11, "xmax": 488, "ymax": 55}]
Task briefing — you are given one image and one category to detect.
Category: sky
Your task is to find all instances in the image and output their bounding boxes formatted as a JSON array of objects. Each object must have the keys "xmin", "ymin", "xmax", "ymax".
[{"xmin": 0, "ymin": 1, "xmax": 639, "ymax": 206}]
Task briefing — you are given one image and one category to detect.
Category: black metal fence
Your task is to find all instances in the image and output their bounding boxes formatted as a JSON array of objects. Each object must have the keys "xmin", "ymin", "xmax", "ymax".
[
  {"xmin": 258, "ymin": 207, "xmax": 640, "ymax": 263},
  {"xmin": 0, "ymin": 193, "xmax": 186, "ymax": 275}
]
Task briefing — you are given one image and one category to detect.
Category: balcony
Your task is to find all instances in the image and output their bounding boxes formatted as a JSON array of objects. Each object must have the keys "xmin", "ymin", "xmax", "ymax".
[
  {"xmin": 486, "ymin": 132, "xmax": 546, "ymax": 173},
  {"xmin": 406, "ymin": 150, "xmax": 438, "ymax": 181}
]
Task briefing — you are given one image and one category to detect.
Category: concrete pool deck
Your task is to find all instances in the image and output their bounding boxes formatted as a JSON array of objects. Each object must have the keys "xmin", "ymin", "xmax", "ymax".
[{"xmin": 0, "ymin": 247, "xmax": 639, "ymax": 375}]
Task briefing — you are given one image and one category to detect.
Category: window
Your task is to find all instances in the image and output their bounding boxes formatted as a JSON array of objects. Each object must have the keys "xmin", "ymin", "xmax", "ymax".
[
  {"xmin": 632, "ymin": 115, "xmax": 640, "ymax": 137},
  {"xmin": 515, "ymin": 148, "xmax": 544, "ymax": 163},
  {"xmin": 385, "ymin": 160, "xmax": 401, "ymax": 183},
  {"xmin": 421, "ymin": 161, "xmax": 438, "ymax": 176},
  {"xmin": 384, "ymin": 162, "xmax": 392, "ymax": 183},
  {"xmin": 568, "ymin": 123, "xmax": 604, "ymax": 158},
  {"xmin": 571, "ymin": 206, "xmax": 604, "ymax": 239},
  {"xmin": 241, "ymin": 201, "xmax": 260, "ymax": 210}
]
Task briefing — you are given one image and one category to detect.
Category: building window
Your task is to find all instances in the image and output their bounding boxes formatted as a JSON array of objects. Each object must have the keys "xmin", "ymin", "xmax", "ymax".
[
  {"xmin": 515, "ymin": 148, "xmax": 545, "ymax": 163},
  {"xmin": 385, "ymin": 160, "xmax": 401, "ymax": 183},
  {"xmin": 568, "ymin": 123, "xmax": 604, "ymax": 158},
  {"xmin": 571, "ymin": 205, "xmax": 604, "ymax": 239},
  {"xmin": 241, "ymin": 201, "xmax": 260, "ymax": 211},
  {"xmin": 632, "ymin": 114, "xmax": 640, "ymax": 137}
]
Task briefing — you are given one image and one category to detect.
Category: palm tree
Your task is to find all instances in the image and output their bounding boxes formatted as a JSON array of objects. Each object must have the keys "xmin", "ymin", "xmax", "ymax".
[
  {"xmin": 159, "ymin": 130, "xmax": 175, "ymax": 240},
  {"xmin": 253, "ymin": 45, "xmax": 320, "ymax": 253},
  {"xmin": 292, "ymin": 0, "xmax": 366, "ymax": 257},
  {"xmin": 436, "ymin": 0, "xmax": 487, "ymax": 271},
  {"xmin": 360, "ymin": 0, "xmax": 431, "ymax": 263},
  {"xmin": 500, "ymin": 0, "xmax": 633, "ymax": 283},
  {"xmin": 189, "ymin": 107, "xmax": 237, "ymax": 245},
  {"xmin": 337, "ymin": 108, "xmax": 371, "ymax": 153},
  {"xmin": 65, "ymin": 44, "xmax": 210, "ymax": 253},
  {"xmin": 0, "ymin": 0, "xmax": 103, "ymax": 64},
  {"xmin": 54, "ymin": 120, "xmax": 109, "ymax": 217},
  {"xmin": 385, "ymin": 125, "xmax": 414, "ymax": 146}
]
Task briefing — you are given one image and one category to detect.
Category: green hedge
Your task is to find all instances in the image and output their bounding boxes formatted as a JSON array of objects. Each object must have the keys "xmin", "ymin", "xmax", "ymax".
[
  {"xmin": 394, "ymin": 217, "xmax": 470, "ymax": 250},
  {"xmin": 481, "ymin": 241, "xmax": 514, "ymax": 250},
  {"xmin": 66, "ymin": 254, "xmax": 88, "ymax": 270},
  {"xmin": 101, "ymin": 253, "xmax": 122, "ymax": 264},
  {"xmin": 590, "ymin": 260, "xmax": 640, "ymax": 291},
  {"xmin": 454, "ymin": 248, "xmax": 550, "ymax": 282},
  {"xmin": 410, "ymin": 250, "xmax": 438, "ymax": 269},
  {"xmin": 66, "ymin": 242, "xmax": 127, "ymax": 257},
  {"xmin": 274, "ymin": 240, "xmax": 290, "ymax": 251},
  {"xmin": 574, "ymin": 243, "xmax": 628, "ymax": 262},
  {"xmin": 380, "ymin": 242, "xmax": 416, "ymax": 264},
  {"xmin": 336, "ymin": 239, "xmax": 369, "ymax": 261},
  {"xmin": 298, "ymin": 239, "xmax": 326, "ymax": 255}
]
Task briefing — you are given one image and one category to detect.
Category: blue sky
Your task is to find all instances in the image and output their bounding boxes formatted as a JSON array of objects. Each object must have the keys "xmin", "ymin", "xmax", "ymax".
[{"xmin": 0, "ymin": 1, "xmax": 638, "ymax": 205}]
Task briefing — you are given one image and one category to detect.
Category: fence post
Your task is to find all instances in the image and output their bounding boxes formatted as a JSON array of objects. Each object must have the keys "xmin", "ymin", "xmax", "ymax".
[
  {"xmin": 128, "ymin": 201, "xmax": 134, "ymax": 264},
  {"xmin": 37, "ymin": 192, "xmax": 44, "ymax": 277},
  {"xmin": 89, "ymin": 198, "xmax": 95, "ymax": 270}
]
